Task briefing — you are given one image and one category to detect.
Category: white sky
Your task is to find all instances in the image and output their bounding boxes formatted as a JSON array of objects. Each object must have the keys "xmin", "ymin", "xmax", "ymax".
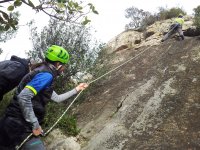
[{"xmin": 0, "ymin": 0, "xmax": 200, "ymax": 61}]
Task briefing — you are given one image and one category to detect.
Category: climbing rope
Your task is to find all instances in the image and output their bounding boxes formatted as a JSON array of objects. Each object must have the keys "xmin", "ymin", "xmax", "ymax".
[
  {"xmin": 89, "ymin": 47, "xmax": 151, "ymax": 84},
  {"xmin": 16, "ymin": 46, "xmax": 151, "ymax": 150}
]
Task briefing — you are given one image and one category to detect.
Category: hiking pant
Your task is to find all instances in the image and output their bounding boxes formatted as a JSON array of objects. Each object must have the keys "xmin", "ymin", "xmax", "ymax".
[
  {"xmin": 162, "ymin": 24, "xmax": 184, "ymax": 41},
  {"xmin": 22, "ymin": 137, "xmax": 45, "ymax": 150},
  {"xmin": 0, "ymin": 116, "xmax": 45, "ymax": 150}
]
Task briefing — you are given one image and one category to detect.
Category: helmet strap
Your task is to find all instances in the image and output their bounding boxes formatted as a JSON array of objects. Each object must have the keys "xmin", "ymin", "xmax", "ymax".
[
  {"xmin": 57, "ymin": 65, "xmax": 63, "ymax": 71},
  {"xmin": 56, "ymin": 64, "xmax": 64, "ymax": 75}
]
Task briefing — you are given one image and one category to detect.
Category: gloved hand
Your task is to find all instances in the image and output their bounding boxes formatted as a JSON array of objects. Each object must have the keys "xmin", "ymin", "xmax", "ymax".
[{"xmin": 75, "ymin": 83, "xmax": 89, "ymax": 92}]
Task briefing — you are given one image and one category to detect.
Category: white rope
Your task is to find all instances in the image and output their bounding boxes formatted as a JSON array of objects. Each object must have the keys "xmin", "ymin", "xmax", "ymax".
[
  {"xmin": 44, "ymin": 91, "xmax": 83, "ymax": 136},
  {"xmin": 16, "ymin": 46, "xmax": 152, "ymax": 149},
  {"xmin": 15, "ymin": 133, "xmax": 32, "ymax": 150}
]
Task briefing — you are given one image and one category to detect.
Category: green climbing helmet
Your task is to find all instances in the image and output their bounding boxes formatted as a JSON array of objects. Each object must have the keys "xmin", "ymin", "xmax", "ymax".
[{"xmin": 45, "ymin": 45, "xmax": 70, "ymax": 64}]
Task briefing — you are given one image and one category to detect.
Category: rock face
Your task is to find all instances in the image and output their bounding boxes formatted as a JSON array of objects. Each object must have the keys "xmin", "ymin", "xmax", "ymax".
[
  {"xmin": 106, "ymin": 30, "xmax": 143, "ymax": 54},
  {"xmin": 71, "ymin": 14, "xmax": 200, "ymax": 149},
  {"xmin": 106, "ymin": 16, "xmax": 198, "ymax": 55},
  {"xmin": 46, "ymin": 16, "xmax": 200, "ymax": 150},
  {"xmin": 45, "ymin": 129, "xmax": 80, "ymax": 150},
  {"xmin": 76, "ymin": 37, "xmax": 200, "ymax": 150}
]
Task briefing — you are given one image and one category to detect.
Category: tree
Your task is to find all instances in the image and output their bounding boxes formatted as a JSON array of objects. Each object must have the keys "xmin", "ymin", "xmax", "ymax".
[
  {"xmin": 193, "ymin": 5, "xmax": 200, "ymax": 29},
  {"xmin": 27, "ymin": 19, "xmax": 102, "ymax": 91},
  {"xmin": 125, "ymin": 6, "xmax": 152, "ymax": 30},
  {"xmin": 0, "ymin": 0, "xmax": 98, "ymax": 31}
]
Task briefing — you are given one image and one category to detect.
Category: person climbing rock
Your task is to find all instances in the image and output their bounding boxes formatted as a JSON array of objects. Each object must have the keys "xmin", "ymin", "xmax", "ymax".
[
  {"xmin": 0, "ymin": 45, "xmax": 89, "ymax": 150},
  {"xmin": 161, "ymin": 13, "xmax": 185, "ymax": 42},
  {"xmin": 0, "ymin": 55, "xmax": 30, "ymax": 101}
]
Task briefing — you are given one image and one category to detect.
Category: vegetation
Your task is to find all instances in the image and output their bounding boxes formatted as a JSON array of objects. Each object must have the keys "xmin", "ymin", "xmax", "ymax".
[
  {"xmin": 0, "ymin": 0, "xmax": 98, "ymax": 31},
  {"xmin": 0, "ymin": 2, "xmax": 191, "ymax": 139},
  {"xmin": 0, "ymin": 12, "xmax": 19, "ymax": 44},
  {"xmin": 0, "ymin": 0, "xmax": 98, "ymax": 54},
  {"xmin": 125, "ymin": 7, "xmax": 154, "ymax": 30},
  {"xmin": 193, "ymin": 5, "xmax": 200, "ymax": 29},
  {"xmin": 124, "ymin": 6, "xmax": 186, "ymax": 31},
  {"xmin": 89, "ymin": 45, "xmax": 110, "ymax": 83},
  {"xmin": 158, "ymin": 7, "xmax": 186, "ymax": 20},
  {"xmin": 25, "ymin": 18, "xmax": 105, "ymax": 135},
  {"xmin": 0, "ymin": 0, "xmax": 101, "ymax": 137},
  {"xmin": 27, "ymin": 19, "xmax": 102, "ymax": 91},
  {"xmin": 75, "ymin": 45, "xmax": 113, "ymax": 106},
  {"xmin": 42, "ymin": 46, "xmax": 109, "ymax": 136},
  {"xmin": 43, "ymin": 102, "xmax": 80, "ymax": 136}
]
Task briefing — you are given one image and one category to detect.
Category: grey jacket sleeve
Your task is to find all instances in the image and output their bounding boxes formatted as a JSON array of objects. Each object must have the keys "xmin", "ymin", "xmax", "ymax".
[
  {"xmin": 51, "ymin": 89, "xmax": 78, "ymax": 103},
  {"xmin": 17, "ymin": 88, "xmax": 40, "ymax": 130}
]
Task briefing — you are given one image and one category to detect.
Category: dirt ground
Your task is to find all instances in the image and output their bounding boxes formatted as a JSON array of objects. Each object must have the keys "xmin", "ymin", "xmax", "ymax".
[{"xmin": 74, "ymin": 36, "xmax": 200, "ymax": 150}]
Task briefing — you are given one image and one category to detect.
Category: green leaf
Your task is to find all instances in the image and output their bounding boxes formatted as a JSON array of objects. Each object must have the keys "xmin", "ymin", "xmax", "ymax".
[
  {"xmin": 69, "ymin": 10, "xmax": 73, "ymax": 14},
  {"xmin": 55, "ymin": 9, "xmax": 65, "ymax": 14},
  {"xmin": 92, "ymin": 10, "xmax": 98, "ymax": 14},
  {"xmin": 68, "ymin": 1, "xmax": 73, "ymax": 8},
  {"xmin": 57, "ymin": 3, "xmax": 65, "ymax": 8},
  {"xmin": 73, "ymin": 2, "xmax": 79, "ymax": 8},
  {"xmin": 7, "ymin": 5, "xmax": 14, "ymax": 11},
  {"xmin": 0, "ymin": 16, "xmax": 4, "ymax": 22},
  {"xmin": 81, "ymin": 17, "xmax": 91, "ymax": 25},
  {"xmin": 28, "ymin": 0, "xmax": 35, "ymax": 8},
  {"xmin": 76, "ymin": 6, "xmax": 83, "ymax": 10},
  {"xmin": 57, "ymin": 0, "xmax": 67, "ymax": 3},
  {"xmin": 88, "ymin": 3, "xmax": 94, "ymax": 10},
  {"xmin": 67, "ymin": 6, "xmax": 72, "ymax": 11},
  {"xmin": 10, "ymin": 19, "xmax": 18, "ymax": 25},
  {"xmin": 90, "ymin": 5, "xmax": 98, "ymax": 14},
  {"xmin": 78, "ymin": 10, "xmax": 83, "ymax": 13},
  {"xmin": 14, "ymin": 0, "xmax": 22, "ymax": 7},
  {"xmin": 4, "ymin": 24, "xmax": 10, "ymax": 31},
  {"xmin": 13, "ymin": 20, "xmax": 18, "ymax": 25},
  {"xmin": 1, "ymin": 11, "xmax": 9, "ymax": 20},
  {"xmin": 10, "ymin": 24, "xmax": 16, "ymax": 30},
  {"xmin": 88, "ymin": 3, "xmax": 92, "ymax": 7}
]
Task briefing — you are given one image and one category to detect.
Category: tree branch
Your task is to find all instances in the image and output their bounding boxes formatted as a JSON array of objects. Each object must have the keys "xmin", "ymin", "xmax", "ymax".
[{"xmin": 0, "ymin": 0, "xmax": 14, "ymax": 4}]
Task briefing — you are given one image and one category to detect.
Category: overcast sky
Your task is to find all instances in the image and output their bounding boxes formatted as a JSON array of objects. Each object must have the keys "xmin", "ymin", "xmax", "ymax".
[{"xmin": 0, "ymin": 0, "xmax": 200, "ymax": 60}]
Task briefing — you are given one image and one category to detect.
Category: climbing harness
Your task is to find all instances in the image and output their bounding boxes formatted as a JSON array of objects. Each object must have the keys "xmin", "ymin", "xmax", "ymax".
[{"xmin": 16, "ymin": 46, "xmax": 152, "ymax": 150}]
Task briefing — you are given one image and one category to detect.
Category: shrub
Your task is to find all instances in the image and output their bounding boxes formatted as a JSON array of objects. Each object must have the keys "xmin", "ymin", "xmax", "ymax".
[
  {"xmin": 158, "ymin": 7, "xmax": 186, "ymax": 20},
  {"xmin": 143, "ymin": 14, "xmax": 158, "ymax": 26},
  {"xmin": 43, "ymin": 102, "xmax": 80, "ymax": 136}
]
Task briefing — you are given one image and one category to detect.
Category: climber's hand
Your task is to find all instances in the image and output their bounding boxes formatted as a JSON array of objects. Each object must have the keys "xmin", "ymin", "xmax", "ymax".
[
  {"xmin": 32, "ymin": 126, "xmax": 43, "ymax": 136},
  {"xmin": 75, "ymin": 83, "xmax": 89, "ymax": 92}
]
